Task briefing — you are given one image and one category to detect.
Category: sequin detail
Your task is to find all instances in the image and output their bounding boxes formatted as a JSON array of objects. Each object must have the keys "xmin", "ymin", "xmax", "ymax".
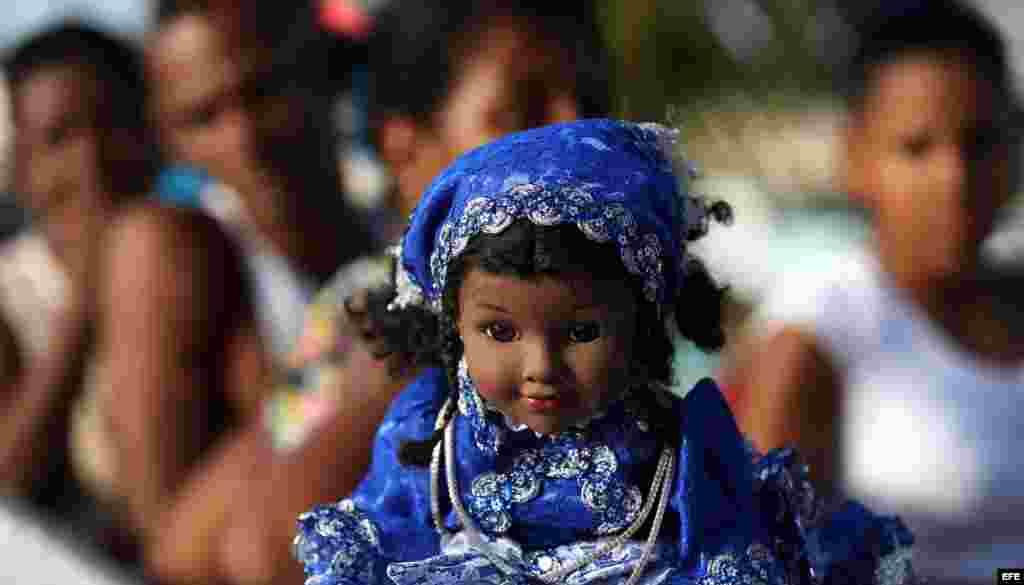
[
  {"xmin": 432, "ymin": 186, "xmax": 666, "ymax": 311},
  {"xmin": 387, "ymin": 537, "xmax": 675, "ymax": 585},
  {"xmin": 464, "ymin": 434, "xmax": 644, "ymax": 536},
  {"xmin": 454, "ymin": 359, "xmax": 647, "ymax": 536},
  {"xmin": 456, "ymin": 360, "xmax": 503, "ymax": 456},
  {"xmin": 875, "ymin": 546, "xmax": 917, "ymax": 585},
  {"xmin": 294, "ymin": 500, "xmax": 381, "ymax": 584},
  {"xmin": 698, "ymin": 543, "xmax": 786, "ymax": 584},
  {"xmin": 389, "ymin": 236, "xmax": 425, "ymax": 311},
  {"xmin": 393, "ymin": 121, "xmax": 713, "ymax": 314},
  {"xmin": 753, "ymin": 448, "xmax": 829, "ymax": 536}
]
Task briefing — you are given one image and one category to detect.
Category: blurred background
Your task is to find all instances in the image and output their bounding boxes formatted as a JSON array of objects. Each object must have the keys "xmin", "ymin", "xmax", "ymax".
[
  {"xmin": 3, "ymin": 0, "xmax": 1023, "ymax": 382},
  {"xmin": 0, "ymin": 0, "xmax": 1021, "ymax": 583}
]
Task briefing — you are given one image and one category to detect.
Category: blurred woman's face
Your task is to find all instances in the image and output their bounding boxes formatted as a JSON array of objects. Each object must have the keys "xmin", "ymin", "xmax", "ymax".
[
  {"xmin": 844, "ymin": 51, "xmax": 1015, "ymax": 286},
  {"xmin": 11, "ymin": 66, "xmax": 100, "ymax": 264},
  {"xmin": 148, "ymin": 13, "xmax": 262, "ymax": 195},
  {"xmin": 393, "ymin": 19, "xmax": 580, "ymax": 216}
]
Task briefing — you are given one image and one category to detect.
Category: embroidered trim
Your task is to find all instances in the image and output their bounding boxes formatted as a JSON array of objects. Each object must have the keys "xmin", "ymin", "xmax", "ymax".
[
  {"xmin": 390, "ymin": 123, "xmax": 713, "ymax": 315},
  {"xmin": 698, "ymin": 543, "xmax": 785, "ymax": 584},
  {"xmin": 462, "ymin": 428, "xmax": 644, "ymax": 536},
  {"xmin": 294, "ymin": 499, "xmax": 381, "ymax": 584},
  {"xmin": 431, "ymin": 185, "xmax": 668, "ymax": 310},
  {"xmin": 875, "ymin": 546, "xmax": 918, "ymax": 585},
  {"xmin": 389, "ymin": 237, "xmax": 426, "ymax": 312}
]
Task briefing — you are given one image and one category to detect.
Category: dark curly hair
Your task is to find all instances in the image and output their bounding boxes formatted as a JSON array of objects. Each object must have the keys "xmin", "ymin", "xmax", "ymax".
[
  {"xmin": 4, "ymin": 22, "xmax": 161, "ymax": 199},
  {"xmin": 366, "ymin": 0, "xmax": 612, "ymax": 143},
  {"xmin": 841, "ymin": 0, "xmax": 1012, "ymax": 109},
  {"xmin": 357, "ymin": 197, "xmax": 732, "ymax": 467}
]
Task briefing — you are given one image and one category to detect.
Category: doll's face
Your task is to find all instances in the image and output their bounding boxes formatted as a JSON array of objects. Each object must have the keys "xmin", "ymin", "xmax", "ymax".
[
  {"xmin": 456, "ymin": 266, "xmax": 637, "ymax": 435},
  {"xmin": 843, "ymin": 50, "xmax": 1014, "ymax": 286}
]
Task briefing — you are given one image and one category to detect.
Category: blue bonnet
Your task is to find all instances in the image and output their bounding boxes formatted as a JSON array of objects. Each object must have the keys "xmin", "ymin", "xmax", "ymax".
[{"xmin": 390, "ymin": 119, "xmax": 712, "ymax": 314}]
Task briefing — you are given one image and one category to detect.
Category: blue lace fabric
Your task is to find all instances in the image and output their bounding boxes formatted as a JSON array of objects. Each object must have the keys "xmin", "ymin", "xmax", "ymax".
[
  {"xmin": 294, "ymin": 368, "xmax": 919, "ymax": 585},
  {"xmin": 392, "ymin": 119, "xmax": 708, "ymax": 314}
]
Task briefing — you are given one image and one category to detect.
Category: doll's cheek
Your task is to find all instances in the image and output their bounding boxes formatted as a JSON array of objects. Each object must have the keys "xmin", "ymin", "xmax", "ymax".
[{"xmin": 472, "ymin": 377, "xmax": 514, "ymax": 402}]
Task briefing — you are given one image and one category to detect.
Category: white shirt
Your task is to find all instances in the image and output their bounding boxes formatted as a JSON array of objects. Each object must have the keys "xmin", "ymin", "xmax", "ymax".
[
  {"xmin": 757, "ymin": 250, "xmax": 1024, "ymax": 583},
  {"xmin": 0, "ymin": 230, "xmax": 69, "ymax": 360},
  {"xmin": 199, "ymin": 184, "xmax": 316, "ymax": 362}
]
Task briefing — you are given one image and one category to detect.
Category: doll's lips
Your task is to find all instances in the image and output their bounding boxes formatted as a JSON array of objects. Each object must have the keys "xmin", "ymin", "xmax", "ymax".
[
  {"xmin": 523, "ymin": 392, "xmax": 563, "ymax": 411},
  {"xmin": 525, "ymin": 396, "xmax": 561, "ymax": 411}
]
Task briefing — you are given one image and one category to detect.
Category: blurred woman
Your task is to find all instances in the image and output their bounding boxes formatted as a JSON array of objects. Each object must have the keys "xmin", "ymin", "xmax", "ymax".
[
  {"xmin": 89, "ymin": 1, "xmax": 376, "ymax": 582},
  {"xmin": 0, "ymin": 23, "xmax": 160, "ymax": 567},
  {"xmin": 217, "ymin": 1, "xmax": 617, "ymax": 583}
]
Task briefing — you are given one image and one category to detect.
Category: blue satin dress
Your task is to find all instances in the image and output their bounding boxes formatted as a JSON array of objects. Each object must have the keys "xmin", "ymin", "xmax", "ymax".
[{"xmin": 295, "ymin": 368, "xmax": 916, "ymax": 585}]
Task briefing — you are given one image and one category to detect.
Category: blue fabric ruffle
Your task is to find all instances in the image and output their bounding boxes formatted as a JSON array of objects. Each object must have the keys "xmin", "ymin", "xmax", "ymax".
[{"xmin": 294, "ymin": 369, "xmax": 919, "ymax": 585}]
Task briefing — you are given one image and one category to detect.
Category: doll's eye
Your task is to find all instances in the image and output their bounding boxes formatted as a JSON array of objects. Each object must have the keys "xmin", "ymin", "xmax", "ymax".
[
  {"xmin": 568, "ymin": 322, "xmax": 601, "ymax": 344},
  {"xmin": 482, "ymin": 322, "xmax": 518, "ymax": 343}
]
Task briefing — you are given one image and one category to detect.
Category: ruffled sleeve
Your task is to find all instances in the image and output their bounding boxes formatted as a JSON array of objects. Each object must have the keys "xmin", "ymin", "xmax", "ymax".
[
  {"xmin": 752, "ymin": 448, "xmax": 919, "ymax": 585},
  {"xmin": 293, "ymin": 368, "xmax": 448, "ymax": 585},
  {"xmin": 673, "ymin": 379, "xmax": 920, "ymax": 584}
]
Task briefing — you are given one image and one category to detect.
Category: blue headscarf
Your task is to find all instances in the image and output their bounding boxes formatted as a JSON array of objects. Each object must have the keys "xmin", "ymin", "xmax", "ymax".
[{"xmin": 391, "ymin": 119, "xmax": 710, "ymax": 314}]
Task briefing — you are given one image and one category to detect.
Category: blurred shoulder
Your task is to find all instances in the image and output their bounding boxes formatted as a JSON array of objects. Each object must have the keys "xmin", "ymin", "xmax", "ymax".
[
  {"xmin": 752, "ymin": 250, "xmax": 885, "ymax": 363},
  {"xmin": 109, "ymin": 200, "xmax": 231, "ymax": 254},
  {"xmin": 105, "ymin": 201, "xmax": 252, "ymax": 291},
  {"xmin": 103, "ymin": 201, "xmax": 250, "ymax": 313}
]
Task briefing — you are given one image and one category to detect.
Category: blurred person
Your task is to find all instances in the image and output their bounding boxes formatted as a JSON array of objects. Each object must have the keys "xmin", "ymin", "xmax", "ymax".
[
  {"xmin": 0, "ymin": 23, "xmax": 160, "ymax": 566},
  {"xmin": 271, "ymin": 0, "xmax": 614, "ymax": 472},
  {"xmin": 369, "ymin": 0, "xmax": 610, "ymax": 227},
  {"xmin": 204, "ymin": 1, "xmax": 616, "ymax": 583},
  {"xmin": 103, "ymin": 2, "xmax": 609, "ymax": 583},
  {"xmin": 146, "ymin": 0, "xmax": 364, "ymax": 358},
  {"xmin": 726, "ymin": 1, "xmax": 1024, "ymax": 582},
  {"xmin": 268, "ymin": 0, "xmax": 614, "ymax": 431},
  {"xmin": 83, "ymin": 1, "xmax": 378, "ymax": 583}
]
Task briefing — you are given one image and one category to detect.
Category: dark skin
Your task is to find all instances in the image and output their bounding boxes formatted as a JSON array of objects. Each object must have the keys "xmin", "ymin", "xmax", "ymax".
[
  {"xmin": 213, "ymin": 16, "xmax": 586, "ymax": 585},
  {"xmin": 456, "ymin": 268, "xmax": 637, "ymax": 436},
  {"xmin": 0, "ymin": 65, "xmax": 137, "ymax": 495},
  {"xmin": 377, "ymin": 17, "xmax": 580, "ymax": 217},
  {"xmin": 100, "ymin": 10, "xmax": 587, "ymax": 585},
  {"xmin": 97, "ymin": 202, "xmax": 268, "ymax": 581},
  {"xmin": 93, "ymin": 10, "xmax": 397, "ymax": 585},
  {"xmin": 731, "ymin": 50, "xmax": 1024, "ymax": 494}
]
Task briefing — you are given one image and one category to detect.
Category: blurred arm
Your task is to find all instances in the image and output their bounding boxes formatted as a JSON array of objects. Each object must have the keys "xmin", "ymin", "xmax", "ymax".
[
  {"xmin": 731, "ymin": 326, "xmax": 842, "ymax": 495},
  {"xmin": 217, "ymin": 335, "xmax": 418, "ymax": 585},
  {"xmin": 0, "ymin": 300, "xmax": 90, "ymax": 495},
  {"xmin": 97, "ymin": 204, "xmax": 267, "ymax": 583},
  {"xmin": 99, "ymin": 203, "xmax": 411, "ymax": 585}
]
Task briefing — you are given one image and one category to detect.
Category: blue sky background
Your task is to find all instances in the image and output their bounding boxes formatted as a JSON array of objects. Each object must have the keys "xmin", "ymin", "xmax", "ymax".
[{"xmin": 0, "ymin": 0, "xmax": 150, "ymax": 52}]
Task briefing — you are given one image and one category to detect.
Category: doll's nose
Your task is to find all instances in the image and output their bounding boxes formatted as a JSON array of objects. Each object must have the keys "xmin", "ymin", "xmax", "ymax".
[{"xmin": 522, "ymin": 341, "xmax": 562, "ymax": 386}]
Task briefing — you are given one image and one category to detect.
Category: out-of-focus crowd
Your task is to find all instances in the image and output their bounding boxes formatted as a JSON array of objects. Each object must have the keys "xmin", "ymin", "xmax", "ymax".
[
  {"xmin": 0, "ymin": 1, "xmax": 1021, "ymax": 584},
  {"xmin": 0, "ymin": 1, "xmax": 617, "ymax": 583}
]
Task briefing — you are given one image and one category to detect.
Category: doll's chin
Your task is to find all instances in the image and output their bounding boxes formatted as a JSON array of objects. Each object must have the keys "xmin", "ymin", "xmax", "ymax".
[{"xmin": 514, "ymin": 413, "xmax": 587, "ymax": 436}]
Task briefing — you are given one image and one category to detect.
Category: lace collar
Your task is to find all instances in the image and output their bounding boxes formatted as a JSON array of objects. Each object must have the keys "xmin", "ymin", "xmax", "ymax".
[{"xmin": 455, "ymin": 358, "xmax": 653, "ymax": 457}]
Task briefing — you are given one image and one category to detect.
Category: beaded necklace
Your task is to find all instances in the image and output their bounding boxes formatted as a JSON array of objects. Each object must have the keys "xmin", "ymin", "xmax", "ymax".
[{"xmin": 428, "ymin": 398, "xmax": 675, "ymax": 584}]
